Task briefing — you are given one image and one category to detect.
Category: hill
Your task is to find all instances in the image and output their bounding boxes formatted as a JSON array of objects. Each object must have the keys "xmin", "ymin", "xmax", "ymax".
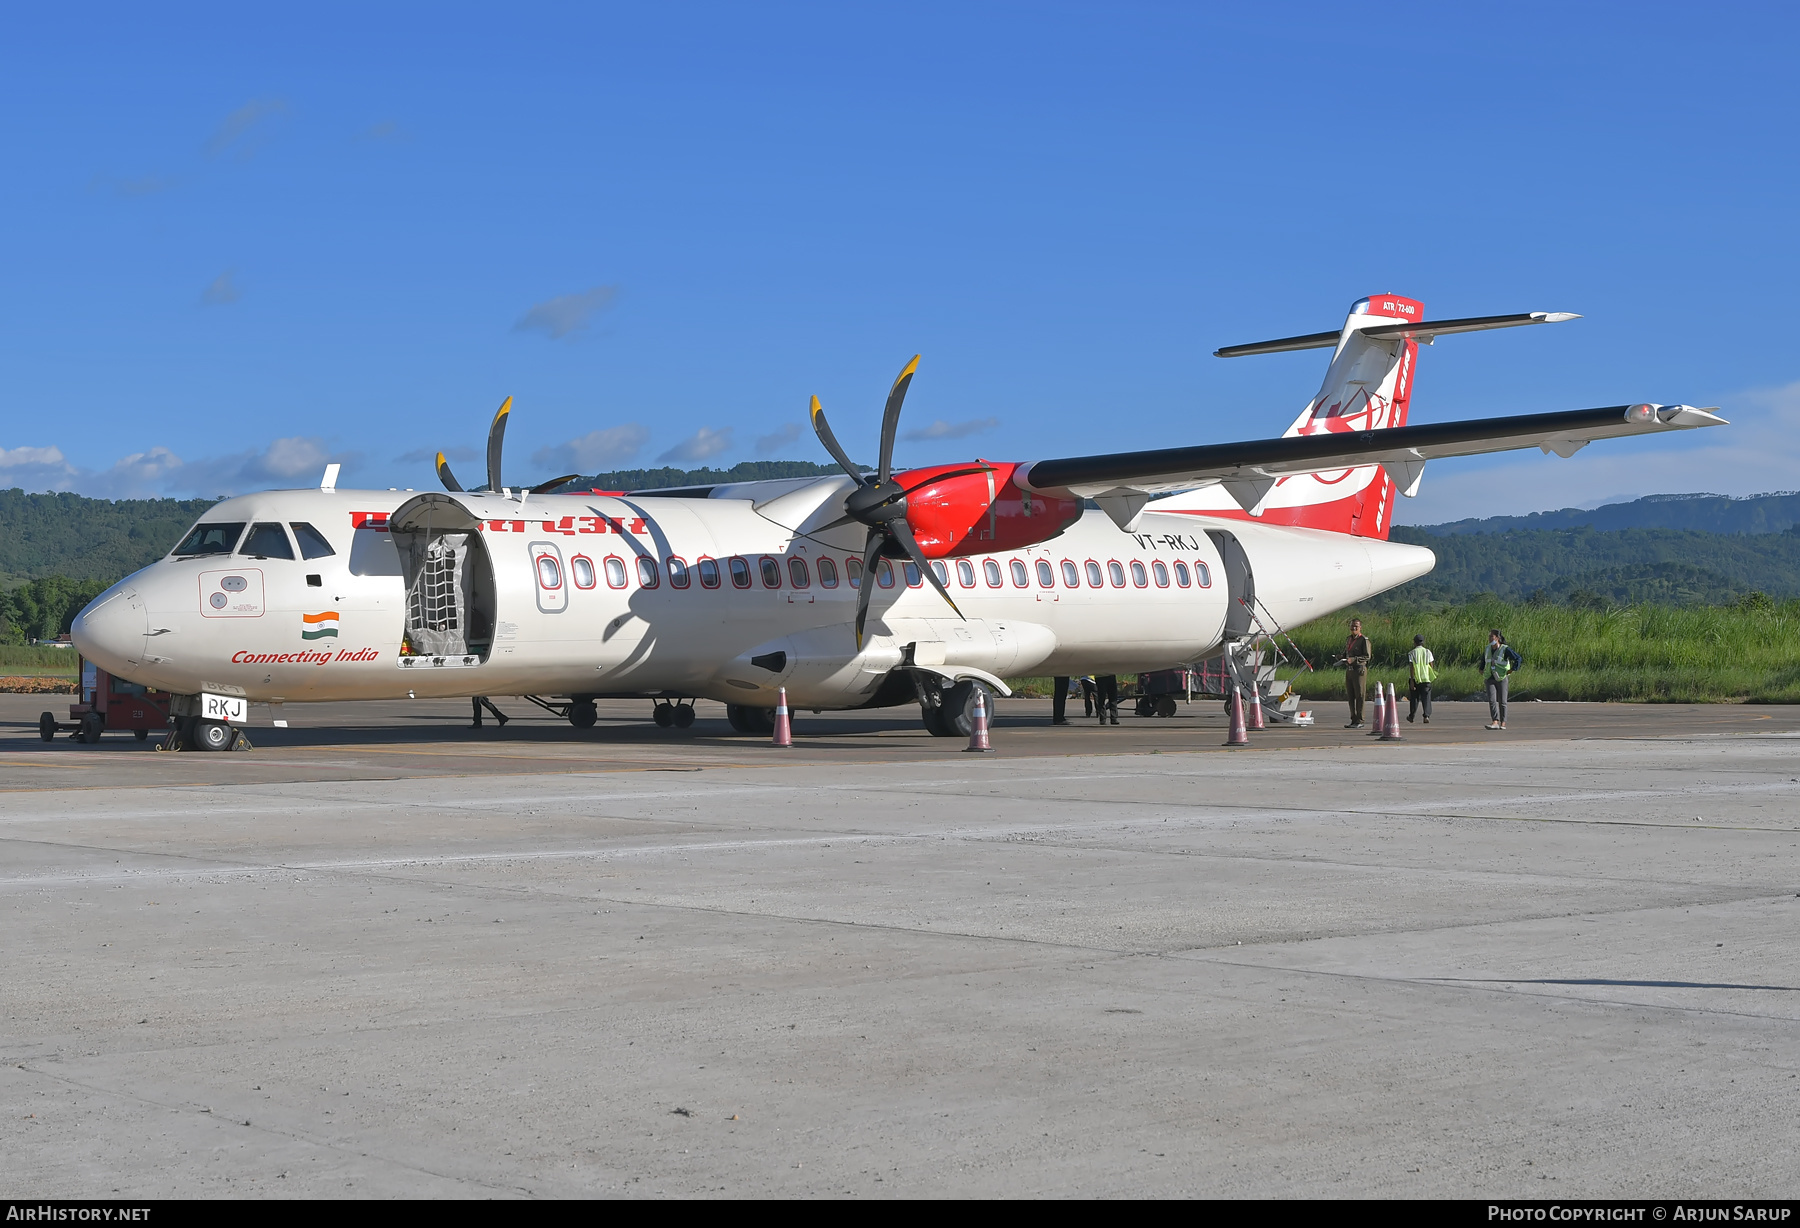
[
  {"xmin": 1416, "ymin": 490, "xmax": 1800, "ymax": 536},
  {"xmin": 1382, "ymin": 525, "xmax": 1800, "ymax": 606},
  {"xmin": 552, "ymin": 459, "xmax": 850, "ymax": 492},
  {"xmin": 0, "ymin": 490, "xmax": 218, "ymax": 587}
]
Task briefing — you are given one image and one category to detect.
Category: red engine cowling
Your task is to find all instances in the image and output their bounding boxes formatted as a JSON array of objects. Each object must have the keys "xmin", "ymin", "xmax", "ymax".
[{"xmin": 896, "ymin": 461, "xmax": 1084, "ymax": 558}]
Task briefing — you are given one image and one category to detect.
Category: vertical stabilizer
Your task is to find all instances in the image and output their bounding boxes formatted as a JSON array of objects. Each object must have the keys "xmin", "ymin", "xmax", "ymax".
[{"xmin": 1162, "ymin": 295, "xmax": 1424, "ymax": 539}]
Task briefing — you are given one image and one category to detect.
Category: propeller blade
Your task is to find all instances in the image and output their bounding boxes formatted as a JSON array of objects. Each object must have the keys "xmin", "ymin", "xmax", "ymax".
[
  {"xmin": 809, "ymin": 395, "xmax": 865, "ymax": 485},
  {"xmin": 486, "ymin": 396, "xmax": 513, "ymax": 492},
  {"xmin": 530, "ymin": 474, "xmax": 582, "ymax": 495},
  {"xmin": 876, "ymin": 355, "xmax": 919, "ymax": 486},
  {"xmin": 853, "ymin": 531, "xmax": 885, "ymax": 650},
  {"xmin": 888, "ymin": 518, "xmax": 963, "ymax": 620},
  {"xmin": 436, "ymin": 452, "xmax": 465, "ymax": 493}
]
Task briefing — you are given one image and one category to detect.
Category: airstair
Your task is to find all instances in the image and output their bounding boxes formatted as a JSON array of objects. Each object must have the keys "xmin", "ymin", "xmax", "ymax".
[{"xmin": 1215, "ymin": 594, "xmax": 1315, "ymax": 724}]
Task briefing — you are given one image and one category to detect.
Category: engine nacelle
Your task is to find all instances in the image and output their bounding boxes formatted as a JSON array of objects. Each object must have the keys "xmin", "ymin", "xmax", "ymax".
[{"xmin": 896, "ymin": 461, "xmax": 1083, "ymax": 558}]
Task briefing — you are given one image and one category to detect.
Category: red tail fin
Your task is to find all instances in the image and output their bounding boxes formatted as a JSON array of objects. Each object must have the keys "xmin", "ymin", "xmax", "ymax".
[{"xmin": 1164, "ymin": 294, "xmax": 1423, "ymax": 538}]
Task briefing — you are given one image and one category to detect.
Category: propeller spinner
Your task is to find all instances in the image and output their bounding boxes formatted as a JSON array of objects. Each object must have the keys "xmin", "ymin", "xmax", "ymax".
[{"xmin": 810, "ymin": 357, "xmax": 990, "ymax": 648}]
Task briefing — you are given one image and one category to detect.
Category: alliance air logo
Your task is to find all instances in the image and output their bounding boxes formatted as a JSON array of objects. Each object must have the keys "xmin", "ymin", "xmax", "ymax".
[{"xmin": 301, "ymin": 611, "xmax": 340, "ymax": 641}]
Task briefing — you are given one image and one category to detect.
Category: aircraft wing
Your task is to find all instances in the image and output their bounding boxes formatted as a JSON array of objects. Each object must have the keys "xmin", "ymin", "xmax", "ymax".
[{"xmin": 1016, "ymin": 403, "xmax": 1726, "ymax": 522}]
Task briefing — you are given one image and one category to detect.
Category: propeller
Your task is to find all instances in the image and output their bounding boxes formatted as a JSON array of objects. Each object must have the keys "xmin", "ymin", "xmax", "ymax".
[
  {"xmin": 809, "ymin": 356, "xmax": 991, "ymax": 648},
  {"xmin": 434, "ymin": 397, "xmax": 580, "ymax": 495}
]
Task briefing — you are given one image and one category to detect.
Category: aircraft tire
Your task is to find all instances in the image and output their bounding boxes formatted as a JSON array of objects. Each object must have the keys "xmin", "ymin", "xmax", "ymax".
[
  {"xmin": 39, "ymin": 712, "xmax": 56, "ymax": 742},
  {"xmin": 192, "ymin": 720, "xmax": 233, "ymax": 752},
  {"xmin": 652, "ymin": 703, "xmax": 675, "ymax": 728},
  {"xmin": 672, "ymin": 703, "xmax": 695, "ymax": 729},
  {"xmin": 921, "ymin": 703, "xmax": 953, "ymax": 737},
  {"xmin": 569, "ymin": 701, "xmax": 598, "ymax": 729},
  {"xmin": 935, "ymin": 680, "xmax": 993, "ymax": 740},
  {"xmin": 725, "ymin": 704, "xmax": 774, "ymax": 735}
]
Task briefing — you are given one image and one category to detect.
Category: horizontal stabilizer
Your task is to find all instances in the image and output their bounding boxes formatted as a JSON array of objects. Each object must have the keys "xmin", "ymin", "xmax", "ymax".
[
  {"xmin": 1359, "ymin": 311, "xmax": 1580, "ymax": 343},
  {"xmin": 1215, "ymin": 311, "xmax": 1578, "ymax": 358},
  {"xmin": 1213, "ymin": 329, "xmax": 1342, "ymax": 358}
]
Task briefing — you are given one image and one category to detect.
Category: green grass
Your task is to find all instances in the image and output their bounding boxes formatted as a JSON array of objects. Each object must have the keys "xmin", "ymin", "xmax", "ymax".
[
  {"xmin": 0, "ymin": 645, "xmax": 80, "ymax": 675},
  {"xmin": 1285, "ymin": 598, "xmax": 1800, "ymax": 703}
]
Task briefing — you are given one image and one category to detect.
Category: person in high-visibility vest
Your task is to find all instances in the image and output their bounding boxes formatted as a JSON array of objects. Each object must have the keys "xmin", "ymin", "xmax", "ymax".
[
  {"xmin": 1483, "ymin": 629, "xmax": 1523, "ymax": 730},
  {"xmin": 1406, "ymin": 634, "xmax": 1434, "ymax": 725}
]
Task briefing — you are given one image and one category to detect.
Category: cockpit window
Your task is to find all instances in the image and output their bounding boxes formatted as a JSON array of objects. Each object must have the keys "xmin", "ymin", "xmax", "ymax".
[
  {"xmin": 241, "ymin": 523, "xmax": 296, "ymax": 559},
  {"xmin": 290, "ymin": 522, "xmax": 336, "ymax": 560},
  {"xmin": 172, "ymin": 522, "xmax": 245, "ymax": 557}
]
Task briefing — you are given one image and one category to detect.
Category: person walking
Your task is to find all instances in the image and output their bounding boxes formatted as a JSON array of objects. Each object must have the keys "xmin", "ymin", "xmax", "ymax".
[
  {"xmin": 1079, "ymin": 675, "xmax": 1097, "ymax": 718},
  {"xmin": 1052, "ymin": 675, "xmax": 1072, "ymax": 725},
  {"xmin": 1482, "ymin": 629, "xmax": 1522, "ymax": 730},
  {"xmin": 1095, "ymin": 674, "xmax": 1120, "ymax": 725},
  {"xmin": 471, "ymin": 695, "xmax": 509, "ymax": 728},
  {"xmin": 1343, "ymin": 618, "xmax": 1372, "ymax": 728},
  {"xmin": 1406, "ymin": 634, "xmax": 1434, "ymax": 724}
]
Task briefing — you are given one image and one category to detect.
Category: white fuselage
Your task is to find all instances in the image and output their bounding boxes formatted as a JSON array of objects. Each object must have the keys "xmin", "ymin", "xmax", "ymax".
[{"xmin": 73, "ymin": 485, "xmax": 1434, "ymax": 709}]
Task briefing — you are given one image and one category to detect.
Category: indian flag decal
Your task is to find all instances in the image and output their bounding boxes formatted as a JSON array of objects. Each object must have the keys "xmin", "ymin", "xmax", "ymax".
[{"xmin": 301, "ymin": 611, "xmax": 340, "ymax": 640}]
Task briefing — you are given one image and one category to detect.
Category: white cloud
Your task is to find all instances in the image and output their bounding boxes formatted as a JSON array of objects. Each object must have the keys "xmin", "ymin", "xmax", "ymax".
[
  {"xmin": 202, "ymin": 269, "xmax": 240, "ymax": 305},
  {"xmin": 1397, "ymin": 382, "xmax": 1800, "ymax": 525},
  {"xmin": 532, "ymin": 424, "xmax": 651, "ymax": 473},
  {"xmin": 207, "ymin": 98, "xmax": 289, "ymax": 159},
  {"xmin": 396, "ymin": 445, "xmax": 478, "ymax": 465},
  {"xmin": 901, "ymin": 416, "xmax": 1000, "ymax": 442},
  {"xmin": 0, "ymin": 436, "xmax": 359, "ymax": 499},
  {"xmin": 658, "ymin": 427, "xmax": 734, "ymax": 464},
  {"xmin": 513, "ymin": 285, "xmax": 619, "ymax": 340},
  {"xmin": 115, "ymin": 174, "xmax": 173, "ymax": 198},
  {"xmin": 0, "ymin": 444, "xmax": 78, "ymax": 491},
  {"xmin": 359, "ymin": 119, "xmax": 407, "ymax": 142},
  {"xmin": 91, "ymin": 447, "xmax": 186, "ymax": 498},
  {"xmin": 755, "ymin": 422, "xmax": 801, "ymax": 456}
]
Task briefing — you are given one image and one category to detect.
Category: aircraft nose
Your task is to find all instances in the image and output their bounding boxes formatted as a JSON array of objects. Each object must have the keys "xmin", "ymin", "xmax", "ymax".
[{"xmin": 71, "ymin": 586, "xmax": 147, "ymax": 675}]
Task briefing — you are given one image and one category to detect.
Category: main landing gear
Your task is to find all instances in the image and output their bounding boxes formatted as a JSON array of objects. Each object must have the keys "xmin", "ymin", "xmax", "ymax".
[
  {"xmin": 653, "ymin": 701, "xmax": 696, "ymax": 729},
  {"xmin": 725, "ymin": 703, "xmax": 774, "ymax": 735},
  {"xmin": 921, "ymin": 679, "xmax": 994, "ymax": 739}
]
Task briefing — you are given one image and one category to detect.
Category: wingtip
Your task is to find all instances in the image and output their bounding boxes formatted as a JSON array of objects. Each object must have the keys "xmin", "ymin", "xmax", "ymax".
[{"xmin": 494, "ymin": 395, "xmax": 513, "ymax": 419}]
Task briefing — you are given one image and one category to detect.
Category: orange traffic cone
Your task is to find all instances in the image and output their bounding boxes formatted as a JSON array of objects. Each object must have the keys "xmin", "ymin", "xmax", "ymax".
[
  {"xmin": 964, "ymin": 689, "xmax": 993, "ymax": 752},
  {"xmin": 772, "ymin": 687, "xmax": 793, "ymax": 748},
  {"xmin": 1382, "ymin": 682, "xmax": 1403, "ymax": 741},
  {"xmin": 1224, "ymin": 687, "xmax": 1249, "ymax": 746},
  {"xmin": 1248, "ymin": 685, "xmax": 1265, "ymax": 730},
  {"xmin": 1368, "ymin": 681, "xmax": 1385, "ymax": 736}
]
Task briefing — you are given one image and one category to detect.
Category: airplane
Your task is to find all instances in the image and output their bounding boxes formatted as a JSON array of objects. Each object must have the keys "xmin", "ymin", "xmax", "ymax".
[{"xmin": 71, "ymin": 293, "xmax": 1725, "ymax": 750}]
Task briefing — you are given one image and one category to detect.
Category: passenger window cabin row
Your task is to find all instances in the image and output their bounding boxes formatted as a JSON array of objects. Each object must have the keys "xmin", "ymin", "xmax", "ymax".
[{"xmin": 535, "ymin": 551, "xmax": 1213, "ymax": 595}]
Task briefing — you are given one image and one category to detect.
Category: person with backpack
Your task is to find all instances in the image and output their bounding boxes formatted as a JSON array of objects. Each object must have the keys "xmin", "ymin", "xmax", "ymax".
[
  {"xmin": 1406, "ymin": 634, "xmax": 1434, "ymax": 724},
  {"xmin": 1483, "ymin": 629, "xmax": 1523, "ymax": 730}
]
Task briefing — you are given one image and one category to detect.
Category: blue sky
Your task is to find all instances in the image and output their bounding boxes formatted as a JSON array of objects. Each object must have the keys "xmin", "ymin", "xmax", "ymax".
[{"xmin": 3, "ymin": 2, "xmax": 1797, "ymax": 523}]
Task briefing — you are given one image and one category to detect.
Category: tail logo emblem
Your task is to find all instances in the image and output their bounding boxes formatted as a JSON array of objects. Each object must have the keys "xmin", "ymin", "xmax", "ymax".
[{"xmin": 301, "ymin": 611, "xmax": 340, "ymax": 640}]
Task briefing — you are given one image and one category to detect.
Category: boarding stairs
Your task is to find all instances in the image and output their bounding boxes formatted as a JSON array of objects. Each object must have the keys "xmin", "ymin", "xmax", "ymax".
[{"xmin": 1213, "ymin": 596, "xmax": 1315, "ymax": 724}]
